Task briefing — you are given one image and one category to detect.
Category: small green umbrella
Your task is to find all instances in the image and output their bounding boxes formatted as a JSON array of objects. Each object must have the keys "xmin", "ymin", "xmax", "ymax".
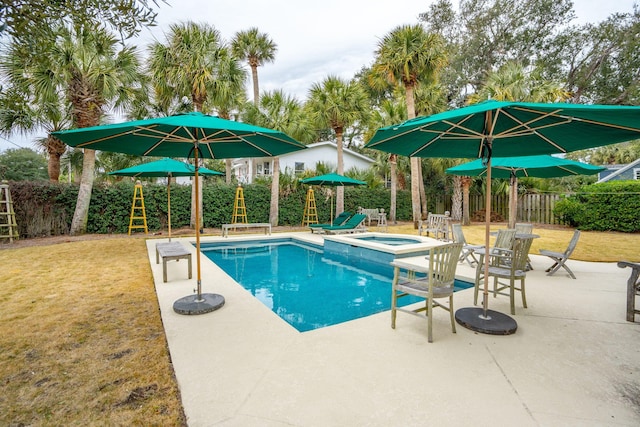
[
  {"xmin": 300, "ymin": 173, "xmax": 366, "ymax": 225},
  {"xmin": 446, "ymin": 155, "xmax": 606, "ymax": 228},
  {"xmin": 366, "ymin": 100, "xmax": 640, "ymax": 334},
  {"xmin": 445, "ymin": 155, "xmax": 606, "ymax": 179},
  {"xmin": 53, "ymin": 112, "xmax": 306, "ymax": 316},
  {"xmin": 109, "ymin": 158, "xmax": 224, "ymax": 241}
]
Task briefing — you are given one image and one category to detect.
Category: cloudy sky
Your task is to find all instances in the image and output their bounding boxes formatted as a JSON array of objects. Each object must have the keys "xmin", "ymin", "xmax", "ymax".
[{"xmin": 1, "ymin": 0, "xmax": 637, "ymax": 152}]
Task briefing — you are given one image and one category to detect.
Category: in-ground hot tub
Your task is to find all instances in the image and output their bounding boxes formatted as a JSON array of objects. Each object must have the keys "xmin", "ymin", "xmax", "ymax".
[{"xmin": 322, "ymin": 232, "xmax": 446, "ymax": 271}]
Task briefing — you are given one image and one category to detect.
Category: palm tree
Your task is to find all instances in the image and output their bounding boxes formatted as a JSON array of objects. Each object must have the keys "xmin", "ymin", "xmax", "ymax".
[
  {"xmin": 3, "ymin": 25, "xmax": 142, "ymax": 234},
  {"xmin": 242, "ymin": 90, "xmax": 314, "ymax": 226},
  {"xmin": 0, "ymin": 83, "xmax": 70, "ymax": 182},
  {"xmin": 232, "ymin": 28, "xmax": 277, "ymax": 105},
  {"xmin": 148, "ymin": 21, "xmax": 246, "ymax": 227},
  {"xmin": 232, "ymin": 28, "xmax": 277, "ymax": 184},
  {"xmin": 365, "ymin": 98, "xmax": 407, "ymax": 224},
  {"xmin": 463, "ymin": 61, "xmax": 571, "ymax": 226},
  {"xmin": 306, "ymin": 76, "xmax": 370, "ymax": 214},
  {"xmin": 468, "ymin": 61, "xmax": 570, "ymax": 104},
  {"xmin": 371, "ymin": 24, "xmax": 447, "ymax": 227}
]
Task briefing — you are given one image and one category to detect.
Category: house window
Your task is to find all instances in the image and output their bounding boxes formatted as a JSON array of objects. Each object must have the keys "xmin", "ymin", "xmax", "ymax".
[
  {"xmin": 634, "ymin": 168, "xmax": 640, "ymax": 180},
  {"xmin": 294, "ymin": 162, "xmax": 305, "ymax": 175},
  {"xmin": 263, "ymin": 162, "xmax": 271, "ymax": 175},
  {"xmin": 256, "ymin": 163, "xmax": 263, "ymax": 175}
]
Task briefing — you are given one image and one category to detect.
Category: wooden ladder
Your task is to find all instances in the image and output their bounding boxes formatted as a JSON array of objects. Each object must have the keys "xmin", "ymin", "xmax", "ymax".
[
  {"xmin": 128, "ymin": 181, "xmax": 148, "ymax": 235},
  {"xmin": 0, "ymin": 181, "xmax": 19, "ymax": 243},
  {"xmin": 302, "ymin": 187, "xmax": 319, "ymax": 226},
  {"xmin": 231, "ymin": 185, "xmax": 248, "ymax": 224}
]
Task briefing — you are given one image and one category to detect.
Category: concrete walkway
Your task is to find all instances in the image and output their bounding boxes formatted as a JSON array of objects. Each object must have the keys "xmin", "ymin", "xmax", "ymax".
[{"xmin": 145, "ymin": 232, "xmax": 640, "ymax": 427}]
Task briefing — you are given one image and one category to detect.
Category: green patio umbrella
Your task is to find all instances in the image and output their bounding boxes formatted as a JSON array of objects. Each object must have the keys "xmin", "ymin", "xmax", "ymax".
[
  {"xmin": 300, "ymin": 173, "xmax": 366, "ymax": 225},
  {"xmin": 366, "ymin": 100, "xmax": 640, "ymax": 334},
  {"xmin": 446, "ymin": 155, "xmax": 606, "ymax": 228},
  {"xmin": 109, "ymin": 157, "xmax": 224, "ymax": 241},
  {"xmin": 53, "ymin": 112, "xmax": 306, "ymax": 316}
]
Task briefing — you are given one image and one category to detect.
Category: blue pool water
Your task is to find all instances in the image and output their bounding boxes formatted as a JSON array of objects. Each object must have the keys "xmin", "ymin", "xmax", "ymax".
[{"xmin": 201, "ymin": 238, "xmax": 472, "ymax": 332}]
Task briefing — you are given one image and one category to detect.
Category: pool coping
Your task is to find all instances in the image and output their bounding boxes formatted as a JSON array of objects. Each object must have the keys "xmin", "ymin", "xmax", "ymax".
[{"xmin": 144, "ymin": 231, "xmax": 640, "ymax": 426}]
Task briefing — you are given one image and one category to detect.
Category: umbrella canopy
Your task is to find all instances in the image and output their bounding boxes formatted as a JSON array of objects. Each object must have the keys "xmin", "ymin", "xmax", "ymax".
[
  {"xmin": 367, "ymin": 100, "xmax": 640, "ymax": 158},
  {"xmin": 108, "ymin": 157, "xmax": 224, "ymax": 178},
  {"xmin": 446, "ymin": 155, "xmax": 606, "ymax": 228},
  {"xmin": 52, "ymin": 112, "xmax": 306, "ymax": 159},
  {"xmin": 300, "ymin": 173, "xmax": 366, "ymax": 225},
  {"xmin": 300, "ymin": 173, "xmax": 366, "ymax": 187},
  {"xmin": 109, "ymin": 158, "xmax": 223, "ymax": 241},
  {"xmin": 53, "ymin": 113, "xmax": 306, "ymax": 315},
  {"xmin": 365, "ymin": 100, "xmax": 640, "ymax": 333},
  {"xmin": 445, "ymin": 155, "xmax": 606, "ymax": 179}
]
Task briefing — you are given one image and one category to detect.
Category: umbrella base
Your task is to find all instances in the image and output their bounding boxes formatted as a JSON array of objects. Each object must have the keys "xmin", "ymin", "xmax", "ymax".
[
  {"xmin": 455, "ymin": 307, "xmax": 517, "ymax": 335},
  {"xmin": 173, "ymin": 293, "xmax": 225, "ymax": 315}
]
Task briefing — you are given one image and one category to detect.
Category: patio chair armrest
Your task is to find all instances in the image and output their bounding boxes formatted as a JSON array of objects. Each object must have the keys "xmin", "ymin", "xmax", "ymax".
[{"xmin": 391, "ymin": 260, "xmax": 431, "ymax": 275}]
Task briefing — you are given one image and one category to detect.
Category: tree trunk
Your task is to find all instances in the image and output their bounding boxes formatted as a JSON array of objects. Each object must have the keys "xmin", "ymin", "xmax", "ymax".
[
  {"xmin": 225, "ymin": 159, "xmax": 233, "ymax": 184},
  {"xmin": 418, "ymin": 162, "xmax": 427, "ymax": 219},
  {"xmin": 269, "ymin": 157, "xmax": 280, "ymax": 227},
  {"xmin": 509, "ymin": 174, "xmax": 518, "ymax": 228},
  {"xmin": 69, "ymin": 148, "xmax": 96, "ymax": 235},
  {"xmin": 462, "ymin": 176, "xmax": 471, "ymax": 226},
  {"xmin": 405, "ymin": 83, "xmax": 420, "ymax": 228},
  {"xmin": 46, "ymin": 137, "xmax": 66, "ymax": 182},
  {"xmin": 251, "ymin": 65, "xmax": 259, "ymax": 105},
  {"xmin": 452, "ymin": 175, "xmax": 462, "ymax": 221},
  {"xmin": 389, "ymin": 154, "xmax": 397, "ymax": 224}
]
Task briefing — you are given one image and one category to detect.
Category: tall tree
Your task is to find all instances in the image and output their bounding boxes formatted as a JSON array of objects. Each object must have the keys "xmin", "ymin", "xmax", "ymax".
[
  {"xmin": 148, "ymin": 21, "xmax": 246, "ymax": 227},
  {"xmin": 0, "ymin": 0, "xmax": 158, "ymax": 42},
  {"xmin": 364, "ymin": 98, "xmax": 407, "ymax": 224},
  {"xmin": 306, "ymin": 76, "xmax": 370, "ymax": 214},
  {"xmin": 371, "ymin": 24, "xmax": 447, "ymax": 227},
  {"xmin": 419, "ymin": 0, "xmax": 574, "ymax": 105},
  {"xmin": 8, "ymin": 25, "xmax": 142, "ymax": 234},
  {"xmin": 242, "ymin": 90, "xmax": 314, "ymax": 226},
  {"xmin": 232, "ymin": 28, "xmax": 277, "ymax": 105},
  {"xmin": 0, "ymin": 79, "xmax": 69, "ymax": 181},
  {"xmin": 232, "ymin": 28, "xmax": 277, "ymax": 184}
]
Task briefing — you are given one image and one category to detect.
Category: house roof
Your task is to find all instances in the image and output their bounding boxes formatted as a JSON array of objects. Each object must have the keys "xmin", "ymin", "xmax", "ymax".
[
  {"xmin": 233, "ymin": 141, "xmax": 375, "ymax": 164},
  {"xmin": 287, "ymin": 141, "xmax": 374, "ymax": 163},
  {"xmin": 596, "ymin": 158, "xmax": 640, "ymax": 183}
]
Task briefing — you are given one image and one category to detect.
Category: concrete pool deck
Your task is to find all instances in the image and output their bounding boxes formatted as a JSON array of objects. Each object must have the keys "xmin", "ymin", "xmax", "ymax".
[{"xmin": 145, "ymin": 232, "xmax": 640, "ymax": 426}]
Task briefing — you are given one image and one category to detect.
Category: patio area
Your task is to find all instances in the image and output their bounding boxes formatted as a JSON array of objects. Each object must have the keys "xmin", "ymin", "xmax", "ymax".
[{"xmin": 145, "ymin": 232, "xmax": 640, "ymax": 426}]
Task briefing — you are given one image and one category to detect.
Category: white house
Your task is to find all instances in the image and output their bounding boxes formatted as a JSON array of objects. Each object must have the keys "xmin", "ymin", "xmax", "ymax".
[{"xmin": 232, "ymin": 141, "xmax": 375, "ymax": 183}]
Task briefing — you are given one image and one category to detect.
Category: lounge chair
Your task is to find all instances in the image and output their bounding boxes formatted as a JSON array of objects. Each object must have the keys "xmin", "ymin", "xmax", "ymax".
[
  {"xmin": 539, "ymin": 230, "xmax": 580, "ymax": 279},
  {"xmin": 320, "ymin": 213, "xmax": 368, "ymax": 234},
  {"xmin": 390, "ymin": 242, "xmax": 463, "ymax": 342},
  {"xmin": 309, "ymin": 211, "xmax": 351, "ymax": 233},
  {"xmin": 451, "ymin": 223, "xmax": 482, "ymax": 267}
]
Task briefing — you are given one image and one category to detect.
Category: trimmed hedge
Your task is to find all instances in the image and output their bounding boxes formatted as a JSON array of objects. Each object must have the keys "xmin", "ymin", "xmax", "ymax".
[
  {"xmin": 7, "ymin": 181, "xmax": 414, "ymax": 238},
  {"xmin": 553, "ymin": 181, "xmax": 640, "ymax": 232}
]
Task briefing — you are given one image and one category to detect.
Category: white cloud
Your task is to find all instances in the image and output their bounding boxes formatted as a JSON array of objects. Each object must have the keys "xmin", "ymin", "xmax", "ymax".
[{"xmin": 1, "ymin": 0, "xmax": 637, "ymax": 152}]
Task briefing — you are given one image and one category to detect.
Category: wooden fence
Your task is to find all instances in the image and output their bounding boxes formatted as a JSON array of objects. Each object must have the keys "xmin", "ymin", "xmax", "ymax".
[{"xmin": 434, "ymin": 193, "xmax": 563, "ymax": 225}]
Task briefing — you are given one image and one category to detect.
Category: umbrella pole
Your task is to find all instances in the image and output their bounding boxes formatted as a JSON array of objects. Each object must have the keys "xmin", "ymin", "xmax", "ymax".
[
  {"xmin": 173, "ymin": 140, "xmax": 225, "ymax": 315},
  {"xmin": 331, "ymin": 189, "xmax": 334, "ymax": 226},
  {"xmin": 455, "ymin": 138, "xmax": 517, "ymax": 335},
  {"xmin": 482, "ymin": 158, "xmax": 492, "ymax": 318},
  {"xmin": 167, "ymin": 173, "xmax": 172, "ymax": 242}
]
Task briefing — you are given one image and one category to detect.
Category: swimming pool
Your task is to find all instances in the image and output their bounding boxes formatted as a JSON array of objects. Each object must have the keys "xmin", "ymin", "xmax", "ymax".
[{"xmin": 201, "ymin": 237, "xmax": 472, "ymax": 332}]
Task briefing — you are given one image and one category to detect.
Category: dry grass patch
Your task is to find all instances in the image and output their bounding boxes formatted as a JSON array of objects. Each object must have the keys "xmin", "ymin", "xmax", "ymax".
[
  {"xmin": 0, "ymin": 239, "xmax": 186, "ymax": 426},
  {"xmin": 385, "ymin": 222, "xmax": 640, "ymax": 262}
]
